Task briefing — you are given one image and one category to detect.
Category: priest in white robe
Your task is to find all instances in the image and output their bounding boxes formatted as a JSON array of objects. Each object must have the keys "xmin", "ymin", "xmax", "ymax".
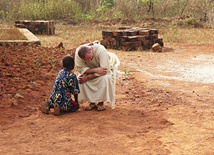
[{"xmin": 75, "ymin": 43, "xmax": 114, "ymax": 111}]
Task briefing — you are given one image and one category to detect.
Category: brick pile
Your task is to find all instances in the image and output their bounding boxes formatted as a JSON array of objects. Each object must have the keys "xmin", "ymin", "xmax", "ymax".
[
  {"xmin": 100, "ymin": 27, "xmax": 163, "ymax": 51},
  {"xmin": 15, "ymin": 20, "xmax": 55, "ymax": 35}
]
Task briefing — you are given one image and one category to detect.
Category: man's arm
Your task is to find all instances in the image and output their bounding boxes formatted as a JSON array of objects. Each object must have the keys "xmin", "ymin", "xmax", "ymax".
[
  {"xmin": 83, "ymin": 67, "xmax": 108, "ymax": 75},
  {"xmin": 78, "ymin": 73, "xmax": 98, "ymax": 84}
]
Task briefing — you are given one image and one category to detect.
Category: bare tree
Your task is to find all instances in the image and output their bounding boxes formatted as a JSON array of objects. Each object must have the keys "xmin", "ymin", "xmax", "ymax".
[
  {"xmin": 180, "ymin": 0, "xmax": 189, "ymax": 16},
  {"xmin": 147, "ymin": 0, "xmax": 154, "ymax": 18}
]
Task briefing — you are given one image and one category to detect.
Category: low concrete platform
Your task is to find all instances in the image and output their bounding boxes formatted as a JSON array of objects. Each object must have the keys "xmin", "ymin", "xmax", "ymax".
[{"xmin": 0, "ymin": 28, "xmax": 41, "ymax": 46}]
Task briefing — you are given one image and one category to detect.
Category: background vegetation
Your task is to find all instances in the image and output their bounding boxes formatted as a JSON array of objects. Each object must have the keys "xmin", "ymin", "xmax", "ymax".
[
  {"xmin": 0, "ymin": 0, "xmax": 214, "ymax": 46},
  {"xmin": 0, "ymin": 0, "xmax": 214, "ymax": 24}
]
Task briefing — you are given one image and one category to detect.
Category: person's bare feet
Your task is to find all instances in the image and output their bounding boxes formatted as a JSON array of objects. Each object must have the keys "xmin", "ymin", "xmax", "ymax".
[{"xmin": 53, "ymin": 103, "xmax": 61, "ymax": 116}]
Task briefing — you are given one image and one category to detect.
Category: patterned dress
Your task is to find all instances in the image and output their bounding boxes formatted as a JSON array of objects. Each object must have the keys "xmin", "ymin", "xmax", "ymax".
[{"xmin": 47, "ymin": 68, "xmax": 80, "ymax": 112}]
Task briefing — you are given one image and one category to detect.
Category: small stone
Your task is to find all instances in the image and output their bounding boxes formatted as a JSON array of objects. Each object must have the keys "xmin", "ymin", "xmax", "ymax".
[
  {"xmin": 14, "ymin": 93, "xmax": 24, "ymax": 99},
  {"xmin": 152, "ymin": 43, "xmax": 162, "ymax": 52}
]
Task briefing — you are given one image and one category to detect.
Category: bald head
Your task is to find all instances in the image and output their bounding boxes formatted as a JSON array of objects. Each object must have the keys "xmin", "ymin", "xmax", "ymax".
[{"xmin": 77, "ymin": 45, "xmax": 91, "ymax": 59}]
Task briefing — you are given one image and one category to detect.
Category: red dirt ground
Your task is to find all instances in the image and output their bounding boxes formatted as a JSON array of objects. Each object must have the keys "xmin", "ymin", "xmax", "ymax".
[{"xmin": 0, "ymin": 43, "xmax": 214, "ymax": 154}]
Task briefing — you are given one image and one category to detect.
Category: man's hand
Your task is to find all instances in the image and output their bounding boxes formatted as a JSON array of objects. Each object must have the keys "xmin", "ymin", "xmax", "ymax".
[
  {"xmin": 79, "ymin": 68, "xmax": 107, "ymax": 84},
  {"xmin": 78, "ymin": 74, "xmax": 88, "ymax": 84},
  {"xmin": 95, "ymin": 67, "xmax": 108, "ymax": 75}
]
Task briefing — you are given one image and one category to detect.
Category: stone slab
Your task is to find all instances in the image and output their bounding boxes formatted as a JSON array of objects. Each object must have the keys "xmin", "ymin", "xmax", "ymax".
[{"xmin": 0, "ymin": 28, "xmax": 41, "ymax": 46}]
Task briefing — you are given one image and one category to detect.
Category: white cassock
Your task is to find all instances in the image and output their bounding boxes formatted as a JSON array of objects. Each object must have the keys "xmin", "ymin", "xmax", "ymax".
[{"xmin": 75, "ymin": 43, "xmax": 114, "ymax": 104}]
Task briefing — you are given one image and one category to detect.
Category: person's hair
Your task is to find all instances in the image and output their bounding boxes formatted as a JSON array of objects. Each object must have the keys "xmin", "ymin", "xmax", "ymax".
[
  {"xmin": 78, "ymin": 45, "xmax": 90, "ymax": 59},
  {"xmin": 62, "ymin": 55, "xmax": 74, "ymax": 70}
]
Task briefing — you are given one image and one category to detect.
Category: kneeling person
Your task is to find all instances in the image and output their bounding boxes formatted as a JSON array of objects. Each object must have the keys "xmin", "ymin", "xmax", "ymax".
[{"xmin": 41, "ymin": 55, "xmax": 80, "ymax": 115}]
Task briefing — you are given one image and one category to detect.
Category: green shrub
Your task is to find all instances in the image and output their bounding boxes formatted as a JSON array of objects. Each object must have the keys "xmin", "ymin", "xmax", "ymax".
[
  {"xmin": 4, "ymin": 0, "xmax": 82, "ymax": 20},
  {"xmin": 177, "ymin": 17, "xmax": 204, "ymax": 28},
  {"xmin": 0, "ymin": 0, "xmax": 214, "ymax": 25}
]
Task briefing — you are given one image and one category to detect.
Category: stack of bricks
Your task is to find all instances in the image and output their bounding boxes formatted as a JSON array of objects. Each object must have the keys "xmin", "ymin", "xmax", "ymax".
[
  {"xmin": 100, "ymin": 27, "xmax": 163, "ymax": 51},
  {"xmin": 15, "ymin": 20, "xmax": 55, "ymax": 35}
]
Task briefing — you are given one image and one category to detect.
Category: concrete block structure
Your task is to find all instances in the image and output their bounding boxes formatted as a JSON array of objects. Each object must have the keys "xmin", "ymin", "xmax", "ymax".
[{"xmin": 0, "ymin": 28, "xmax": 41, "ymax": 46}]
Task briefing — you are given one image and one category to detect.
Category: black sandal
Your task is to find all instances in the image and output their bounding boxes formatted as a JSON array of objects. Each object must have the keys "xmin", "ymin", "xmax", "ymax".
[
  {"xmin": 85, "ymin": 103, "xmax": 96, "ymax": 111},
  {"xmin": 97, "ymin": 105, "xmax": 106, "ymax": 111},
  {"xmin": 96, "ymin": 102, "xmax": 106, "ymax": 111}
]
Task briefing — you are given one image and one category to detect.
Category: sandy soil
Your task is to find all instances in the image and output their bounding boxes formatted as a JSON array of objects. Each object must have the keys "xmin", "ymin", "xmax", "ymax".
[{"xmin": 0, "ymin": 41, "xmax": 214, "ymax": 154}]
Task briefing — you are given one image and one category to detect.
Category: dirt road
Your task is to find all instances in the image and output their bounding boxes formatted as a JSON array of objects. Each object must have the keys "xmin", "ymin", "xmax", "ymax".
[{"xmin": 0, "ymin": 43, "xmax": 214, "ymax": 155}]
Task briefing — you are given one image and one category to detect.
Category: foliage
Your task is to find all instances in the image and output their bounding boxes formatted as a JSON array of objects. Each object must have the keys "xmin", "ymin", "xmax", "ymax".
[
  {"xmin": 100, "ymin": 0, "xmax": 114, "ymax": 8},
  {"xmin": 73, "ymin": 12, "xmax": 95, "ymax": 21},
  {"xmin": 123, "ymin": 68, "xmax": 130, "ymax": 77},
  {"xmin": 177, "ymin": 17, "xmax": 204, "ymax": 28},
  {"xmin": 0, "ymin": 0, "xmax": 213, "ymax": 24},
  {"xmin": 96, "ymin": 0, "xmax": 115, "ymax": 17},
  {"xmin": 3, "ymin": 0, "xmax": 82, "ymax": 21},
  {"xmin": 113, "ymin": 11, "xmax": 123, "ymax": 18}
]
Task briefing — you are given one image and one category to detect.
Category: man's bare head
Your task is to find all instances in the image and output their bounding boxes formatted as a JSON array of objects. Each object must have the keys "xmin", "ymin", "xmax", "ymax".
[
  {"xmin": 78, "ymin": 45, "xmax": 90, "ymax": 59},
  {"xmin": 78, "ymin": 45, "xmax": 93, "ymax": 61}
]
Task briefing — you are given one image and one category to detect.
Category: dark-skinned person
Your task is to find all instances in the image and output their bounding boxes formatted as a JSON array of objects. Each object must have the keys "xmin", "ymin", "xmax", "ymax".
[{"xmin": 41, "ymin": 55, "xmax": 80, "ymax": 115}]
